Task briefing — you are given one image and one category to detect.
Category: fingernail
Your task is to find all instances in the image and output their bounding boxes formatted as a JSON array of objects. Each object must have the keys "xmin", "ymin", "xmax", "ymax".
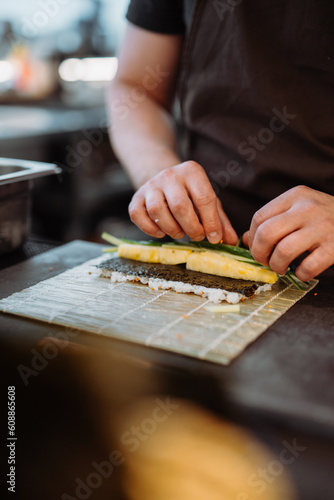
[
  {"xmin": 193, "ymin": 235, "xmax": 205, "ymax": 241},
  {"xmin": 208, "ymin": 232, "xmax": 220, "ymax": 243},
  {"xmin": 156, "ymin": 231, "xmax": 165, "ymax": 238},
  {"xmin": 174, "ymin": 233, "xmax": 184, "ymax": 239}
]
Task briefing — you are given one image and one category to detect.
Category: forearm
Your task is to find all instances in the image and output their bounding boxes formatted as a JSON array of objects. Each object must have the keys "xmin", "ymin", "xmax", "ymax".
[
  {"xmin": 104, "ymin": 27, "xmax": 237, "ymax": 244},
  {"xmin": 107, "ymin": 80, "xmax": 181, "ymax": 189}
]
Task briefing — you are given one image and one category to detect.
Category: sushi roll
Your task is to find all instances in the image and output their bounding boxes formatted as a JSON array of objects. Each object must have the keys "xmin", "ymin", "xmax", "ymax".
[{"xmin": 97, "ymin": 257, "xmax": 272, "ymax": 304}]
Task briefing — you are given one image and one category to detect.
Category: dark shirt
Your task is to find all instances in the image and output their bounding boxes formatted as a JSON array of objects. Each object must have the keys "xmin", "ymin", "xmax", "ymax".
[
  {"xmin": 125, "ymin": 0, "xmax": 334, "ymax": 234},
  {"xmin": 126, "ymin": 0, "xmax": 186, "ymax": 34}
]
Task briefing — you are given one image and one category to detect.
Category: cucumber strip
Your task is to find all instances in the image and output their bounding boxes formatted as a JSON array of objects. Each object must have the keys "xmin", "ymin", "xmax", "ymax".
[
  {"xmin": 161, "ymin": 243, "xmax": 204, "ymax": 252},
  {"xmin": 210, "ymin": 250, "xmax": 259, "ymax": 264},
  {"xmin": 102, "ymin": 232, "xmax": 254, "ymax": 260},
  {"xmin": 102, "ymin": 247, "xmax": 119, "ymax": 254},
  {"xmin": 101, "ymin": 232, "xmax": 125, "ymax": 246},
  {"xmin": 101, "ymin": 232, "xmax": 162, "ymax": 247},
  {"xmin": 189, "ymin": 240, "xmax": 255, "ymax": 260},
  {"xmin": 163, "ymin": 242, "xmax": 258, "ymax": 264}
]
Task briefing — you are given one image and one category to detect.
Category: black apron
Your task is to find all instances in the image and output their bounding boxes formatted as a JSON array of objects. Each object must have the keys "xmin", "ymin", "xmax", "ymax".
[{"xmin": 179, "ymin": 0, "xmax": 334, "ymax": 235}]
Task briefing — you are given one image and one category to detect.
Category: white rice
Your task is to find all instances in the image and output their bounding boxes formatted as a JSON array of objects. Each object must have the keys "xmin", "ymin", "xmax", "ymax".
[{"xmin": 99, "ymin": 269, "xmax": 272, "ymax": 304}]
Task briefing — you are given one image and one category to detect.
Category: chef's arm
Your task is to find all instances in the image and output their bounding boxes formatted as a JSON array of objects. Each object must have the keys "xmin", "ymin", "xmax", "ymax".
[
  {"xmin": 107, "ymin": 24, "xmax": 182, "ymax": 189},
  {"xmin": 107, "ymin": 24, "xmax": 238, "ymax": 245}
]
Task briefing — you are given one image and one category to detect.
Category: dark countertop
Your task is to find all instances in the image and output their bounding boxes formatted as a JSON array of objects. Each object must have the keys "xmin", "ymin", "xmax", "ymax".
[
  {"xmin": 0, "ymin": 104, "xmax": 107, "ymax": 141},
  {"xmin": 1, "ymin": 240, "xmax": 334, "ymax": 500},
  {"xmin": 1, "ymin": 240, "xmax": 334, "ymax": 433}
]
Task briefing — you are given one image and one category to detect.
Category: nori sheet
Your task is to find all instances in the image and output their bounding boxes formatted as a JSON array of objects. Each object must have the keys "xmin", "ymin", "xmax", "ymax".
[{"xmin": 98, "ymin": 257, "xmax": 264, "ymax": 297}]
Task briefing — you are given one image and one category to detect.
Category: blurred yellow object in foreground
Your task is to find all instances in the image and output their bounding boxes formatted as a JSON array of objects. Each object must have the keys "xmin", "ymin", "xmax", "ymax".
[{"xmin": 118, "ymin": 399, "xmax": 296, "ymax": 500}]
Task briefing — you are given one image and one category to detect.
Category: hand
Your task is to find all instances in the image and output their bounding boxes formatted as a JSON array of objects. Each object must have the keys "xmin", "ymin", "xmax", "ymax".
[
  {"xmin": 243, "ymin": 186, "xmax": 334, "ymax": 281},
  {"xmin": 129, "ymin": 161, "xmax": 238, "ymax": 244}
]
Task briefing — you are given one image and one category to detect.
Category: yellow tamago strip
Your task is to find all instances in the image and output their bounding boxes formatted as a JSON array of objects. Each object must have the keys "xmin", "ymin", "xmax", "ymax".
[
  {"xmin": 186, "ymin": 251, "xmax": 278, "ymax": 284},
  {"xmin": 118, "ymin": 244, "xmax": 192, "ymax": 265}
]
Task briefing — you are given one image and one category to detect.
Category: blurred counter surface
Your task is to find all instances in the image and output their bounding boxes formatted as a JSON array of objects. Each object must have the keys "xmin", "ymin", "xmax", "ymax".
[
  {"xmin": 0, "ymin": 103, "xmax": 134, "ymax": 242},
  {"xmin": 0, "ymin": 239, "xmax": 333, "ymax": 434},
  {"xmin": 0, "ymin": 102, "xmax": 107, "ymax": 141}
]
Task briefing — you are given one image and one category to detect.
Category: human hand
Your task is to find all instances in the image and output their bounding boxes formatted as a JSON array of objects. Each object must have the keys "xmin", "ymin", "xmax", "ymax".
[
  {"xmin": 129, "ymin": 161, "xmax": 238, "ymax": 244},
  {"xmin": 243, "ymin": 186, "xmax": 334, "ymax": 281}
]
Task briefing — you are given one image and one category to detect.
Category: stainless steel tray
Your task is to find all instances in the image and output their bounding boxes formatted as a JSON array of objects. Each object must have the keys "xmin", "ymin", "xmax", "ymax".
[
  {"xmin": 0, "ymin": 158, "xmax": 61, "ymax": 185},
  {"xmin": 0, "ymin": 158, "xmax": 61, "ymax": 255}
]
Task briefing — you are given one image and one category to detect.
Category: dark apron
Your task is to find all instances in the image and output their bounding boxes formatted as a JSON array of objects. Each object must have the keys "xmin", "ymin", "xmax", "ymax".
[{"xmin": 179, "ymin": 0, "xmax": 334, "ymax": 235}]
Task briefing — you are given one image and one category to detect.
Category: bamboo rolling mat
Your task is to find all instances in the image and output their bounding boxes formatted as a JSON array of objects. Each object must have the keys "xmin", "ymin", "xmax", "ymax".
[{"xmin": 0, "ymin": 255, "xmax": 318, "ymax": 365}]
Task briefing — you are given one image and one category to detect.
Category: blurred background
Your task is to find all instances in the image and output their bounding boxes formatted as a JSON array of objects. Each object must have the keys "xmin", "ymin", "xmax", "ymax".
[
  {"xmin": 0, "ymin": 0, "xmax": 140, "ymax": 246},
  {"xmin": 1, "ymin": 5, "xmax": 334, "ymax": 500}
]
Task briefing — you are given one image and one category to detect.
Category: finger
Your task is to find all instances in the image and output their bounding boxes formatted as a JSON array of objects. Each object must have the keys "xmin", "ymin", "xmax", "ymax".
[
  {"xmin": 129, "ymin": 194, "xmax": 166, "ymax": 238},
  {"xmin": 248, "ymin": 193, "xmax": 295, "ymax": 248},
  {"xmin": 268, "ymin": 228, "xmax": 316, "ymax": 275},
  {"xmin": 164, "ymin": 184, "xmax": 205, "ymax": 241},
  {"xmin": 145, "ymin": 189, "xmax": 185, "ymax": 239},
  {"xmin": 216, "ymin": 198, "xmax": 239, "ymax": 245},
  {"xmin": 296, "ymin": 246, "xmax": 333, "ymax": 281},
  {"xmin": 187, "ymin": 176, "xmax": 223, "ymax": 244},
  {"xmin": 249, "ymin": 210, "xmax": 305, "ymax": 266},
  {"xmin": 242, "ymin": 231, "xmax": 250, "ymax": 247}
]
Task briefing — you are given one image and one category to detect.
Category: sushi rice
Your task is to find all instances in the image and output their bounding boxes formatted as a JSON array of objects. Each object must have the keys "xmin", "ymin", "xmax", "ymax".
[{"xmin": 99, "ymin": 268, "xmax": 272, "ymax": 304}]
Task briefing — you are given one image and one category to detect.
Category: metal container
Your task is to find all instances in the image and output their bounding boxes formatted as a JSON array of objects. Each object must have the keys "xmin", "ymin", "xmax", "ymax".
[{"xmin": 0, "ymin": 158, "xmax": 61, "ymax": 255}]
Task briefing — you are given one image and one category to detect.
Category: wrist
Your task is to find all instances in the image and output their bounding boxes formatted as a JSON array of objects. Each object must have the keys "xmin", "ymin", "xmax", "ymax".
[{"xmin": 130, "ymin": 150, "xmax": 182, "ymax": 189}]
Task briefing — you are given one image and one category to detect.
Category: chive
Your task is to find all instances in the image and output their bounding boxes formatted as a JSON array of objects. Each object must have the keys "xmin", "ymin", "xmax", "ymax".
[
  {"xmin": 284, "ymin": 272, "xmax": 303, "ymax": 290},
  {"xmin": 279, "ymin": 276, "xmax": 290, "ymax": 286},
  {"xmin": 236, "ymin": 236, "xmax": 243, "ymax": 248}
]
